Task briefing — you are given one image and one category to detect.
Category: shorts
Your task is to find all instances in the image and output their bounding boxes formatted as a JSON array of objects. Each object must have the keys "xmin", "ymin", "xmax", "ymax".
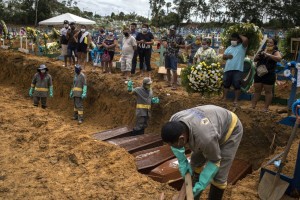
[
  {"xmin": 67, "ymin": 45, "xmax": 77, "ymax": 57},
  {"xmin": 108, "ymin": 51, "xmax": 115, "ymax": 61},
  {"xmin": 223, "ymin": 70, "xmax": 243, "ymax": 90},
  {"xmin": 61, "ymin": 44, "xmax": 68, "ymax": 56},
  {"xmin": 77, "ymin": 44, "xmax": 88, "ymax": 53},
  {"xmin": 120, "ymin": 55, "xmax": 133, "ymax": 72},
  {"xmin": 254, "ymin": 72, "xmax": 276, "ymax": 85},
  {"xmin": 165, "ymin": 54, "xmax": 178, "ymax": 71}
]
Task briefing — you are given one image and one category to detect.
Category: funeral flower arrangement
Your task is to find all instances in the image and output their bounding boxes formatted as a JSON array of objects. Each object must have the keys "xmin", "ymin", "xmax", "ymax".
[
  {"xmin": 281, "ymin": 27, "xmax": 300, "ymax": 60},
  {"xmin": 221, "ymin": 23, "xmax": 263, "ymax": 55},
  {"xmin": 181, "ymin": 60, "xmax": 223, "ymax": 95}
]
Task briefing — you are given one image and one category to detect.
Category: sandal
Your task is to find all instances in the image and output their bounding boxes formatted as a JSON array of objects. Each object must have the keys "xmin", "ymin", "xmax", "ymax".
[
  {"xmin": 171, "ymin": 86, "xmax": 177, "ymax": 90},
  {"xmin": 263, "ymin": 108, "xmax": 269, "ymax": 113}
]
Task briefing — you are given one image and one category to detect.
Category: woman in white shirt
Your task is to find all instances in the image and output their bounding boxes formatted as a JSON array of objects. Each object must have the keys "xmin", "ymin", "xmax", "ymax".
[{"xmin": 193, "ymin": 38, "xmax": 216, "ymax": 64}]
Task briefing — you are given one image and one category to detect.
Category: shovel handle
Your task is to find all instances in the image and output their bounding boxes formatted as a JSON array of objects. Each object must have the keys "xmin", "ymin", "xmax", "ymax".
[
  {"xmin": 185, "ymin": 173, "xmax": 194, "ymax": 200},
  {"xmin": 278, "ymin": 105, "xmax": 300, "ymax": 173}
]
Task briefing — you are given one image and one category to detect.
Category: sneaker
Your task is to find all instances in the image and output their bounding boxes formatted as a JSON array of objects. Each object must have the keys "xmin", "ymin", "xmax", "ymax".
[{"xmin": 78, "ymin": 120, "xmax": 83, "ymax": 124}]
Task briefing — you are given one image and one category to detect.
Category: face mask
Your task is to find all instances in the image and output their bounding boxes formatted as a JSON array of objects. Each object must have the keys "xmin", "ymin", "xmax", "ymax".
[
  {"xmin": 123, "ymin": 32, "xmax": 129, "ymax": 37},
  {"xmin": 40, "ymin": 70, "xmax": 46, "ymax": 73},
  {"xmin": 81, "ymin": 29, "xmax": 85, "ymax": 32},
  {"xmin": 202, "ymin": 44, "xmax": 208, "ymax": 49},
  {"xmin": 75, "ymin": 68, "xmax": 81, "ymax": 74},
  {"xmin": 195, "ymin": 40, "xmax": 201, "ymax": 45},
  {"xmin": 142, "ymin": 28, "xmax": 147, "ymax": 33},
  {"xmin": 64, "ymin": 25, "xmax": 69, "ymax": 28},
  {"xmin": 231, "ymin": 40, "xmax": 238, "ymax": 46}
]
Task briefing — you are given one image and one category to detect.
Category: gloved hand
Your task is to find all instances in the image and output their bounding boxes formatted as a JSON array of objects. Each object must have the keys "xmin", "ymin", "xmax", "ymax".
[
  {"xmin": 81, "ymin": 85, "xmax": 87, "ymax": 99},
  {"xmin": 193, "ymin": 161, "xmax": 219, "ymax": 197},
  {"xmin": 171, "ymin": 146, "xmax": 193, "ymax": 177},
  {"xmin": 29, "ymin": 87, "xmax": 34, "ymax": 97},
  {"xmin": 127, "ymin": 80, "xmax": 133, "ymax": 92},
  {"xmin": 151, "ymin": 97, "xmax": 160, "ymax": 104},
  {"xmin": 69, "ymin": 89, "xmax": 73, "ymax": 98},
  {"xmin": 49, "ymin": 86, "xmax": 53, "ymax": 97}
]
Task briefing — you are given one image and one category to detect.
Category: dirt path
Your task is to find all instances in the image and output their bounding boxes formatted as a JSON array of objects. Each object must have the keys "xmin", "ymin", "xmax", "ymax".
[{"xmin": 0, "ymin": 85, "xmax": 175, "ymax": 200}]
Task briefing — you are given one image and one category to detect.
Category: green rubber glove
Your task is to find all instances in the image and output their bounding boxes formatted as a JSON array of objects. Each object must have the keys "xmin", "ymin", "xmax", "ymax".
[
  {"xmin": 49, "ymin": 86, "xmax": 53, "ymax": 97},
  {"xmin": 127, "ymin": 80, "xmax": 133, "ymax": 92},
  {"xmin": 193, "ymin": 161, "xmax": 219, "ymax": 197},
  {"xmin": 29, "ymin": 87, "xmax": 34, "ymax": 97},
  {"xmin": 151, "ymin": 97, "xmax": 160, "ymax": 104},
  {"xmin": 171, "ymin": 146, "xmax": 193, "ymax": 177},
  {"xmin": 81, "ymin": 85, "xmax": 87, "ymax": 99},
  {"xmin": 69, "ymin": 89, "xmax": 73, "ymax": 98}
]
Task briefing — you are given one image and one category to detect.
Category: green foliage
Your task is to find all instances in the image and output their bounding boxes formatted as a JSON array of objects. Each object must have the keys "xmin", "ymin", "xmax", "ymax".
[
  {"xmin": 221, "ymin": 23, "xmax": 263, "ymax": 55},
  {"xmin": 281, "ymin": 28, "xmax": 300, "ymax": 60}
]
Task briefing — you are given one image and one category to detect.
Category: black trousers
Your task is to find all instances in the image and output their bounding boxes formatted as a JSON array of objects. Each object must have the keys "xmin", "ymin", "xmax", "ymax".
[
  {"xmin": 33, "ymin": 96, "xmax": 47, "ymax": 108},
  {"xmin": 131, "ymin": 50, "xmax": 138, "ymax": 74},
  {"xmin": 138, "ymin": 49, "xmax": 152, "ymax": 72}
]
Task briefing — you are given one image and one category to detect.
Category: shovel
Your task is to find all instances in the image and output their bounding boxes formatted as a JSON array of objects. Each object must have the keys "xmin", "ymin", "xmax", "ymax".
[{"xmin": 258, "ymin": 105, "xmax": 300, "ymax": 200}]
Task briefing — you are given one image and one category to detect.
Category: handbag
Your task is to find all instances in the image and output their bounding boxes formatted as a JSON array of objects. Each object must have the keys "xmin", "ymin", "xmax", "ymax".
[
  {"xmin": 101, "ymin": 51, "xmax": 111, "ymax": 62},
  {"xmin": 256, "ymin": 64, "xmax": 268, "ymax": 77}
]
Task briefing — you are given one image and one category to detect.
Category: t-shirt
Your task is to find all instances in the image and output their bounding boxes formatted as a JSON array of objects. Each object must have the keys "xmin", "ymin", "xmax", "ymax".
[
  {"xmin": 122, "ymin": 36, "xmax": 137, "ymax": 56},
  {"xmin": 194, "ymin": 47, "xmax": 217, "ymax": 63},
  {"xmin": 60, "ymin": 27, "xmax": 69, "ymax": 45},
  {"xmin": 103, "ymin": 37, "xmax": 116, "ymax": 51},
  {"xmin": 224, "ymin": 44, "xmax": 246, "ymax": 72},
  {"xmin": 67, "ymin": 29, "xmax": 78, "ymax": 46},
  {"xmin": 136, "ymin": 32, "xmax": 154, "ymax": 50},
  {"xmin": 130, "ymin": 30, "xmax": 138, "ymax": 39},
  {"xmin": 162, "ymin": 34, "xmax": 185, "ymax": 56}
]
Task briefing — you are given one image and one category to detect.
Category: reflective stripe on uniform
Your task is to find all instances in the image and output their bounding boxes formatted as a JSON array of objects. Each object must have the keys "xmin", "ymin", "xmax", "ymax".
[
  {"xmin": 78, "ymin": 111, "xmax": 83, "ymax": 115},
  {"xmin": 211, "ymin": 180, "xmax": 227, "ymax": 189},
  {"xmin": 74, "ymin": 108, "xmax": 78, "ymax": 112},
  {"xmin": 221, "ymin": 112, "xmax": 238, "ymax": 145},
  {"xmin": 73, "ymin": 87, "xmax": 83, "ymax": 91},
  {"xmin": 35, "ymin": 87, "xmax": 49, "ymax": 92},
  {"xmin": 136, "ymin": 104, "xmax": 151, "ymax": 109},
  {"xmin": 31, "ymin": 84, "xmax": 35, "ymax": 87}
]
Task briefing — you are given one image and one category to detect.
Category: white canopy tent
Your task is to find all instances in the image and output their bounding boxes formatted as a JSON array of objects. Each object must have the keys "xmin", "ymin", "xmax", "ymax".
[{"xmin": 39, "ymin": 13, "xmax": 96, "ymax": 26}]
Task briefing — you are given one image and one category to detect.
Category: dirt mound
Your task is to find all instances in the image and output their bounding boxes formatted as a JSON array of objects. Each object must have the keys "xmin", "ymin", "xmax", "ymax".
[{"xmin": 0, "ymin": 49, "xmax": 297, "ymax": 199}]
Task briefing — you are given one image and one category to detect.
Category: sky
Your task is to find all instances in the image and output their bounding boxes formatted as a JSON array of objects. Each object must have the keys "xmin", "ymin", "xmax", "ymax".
[{"xmin": 73, "ymin": 0, "xmax": 172, "ymax": 18}]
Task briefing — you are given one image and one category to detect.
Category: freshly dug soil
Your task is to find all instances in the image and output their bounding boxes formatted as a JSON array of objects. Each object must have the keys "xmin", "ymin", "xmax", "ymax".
[{"xmin": 0, "ymin": 49, "xmax": 298, "ymax": 199}]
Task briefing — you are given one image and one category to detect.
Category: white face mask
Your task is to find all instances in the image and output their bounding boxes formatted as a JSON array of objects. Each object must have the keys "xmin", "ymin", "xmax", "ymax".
[
  {"xmin": 142, "ymin": 28, "xmax": 147, "ymax": 33},
  {"xmin": 81, "ymin": 29, "xmax": 86, "ymax": 32},
  {"xmin": 231, "ymin": 40, "xmax": 238, "ymax": 46},
  {"xmin": 64, "ymin": 25, "xmax": 69, "ymax": 28},
  {"xmin": 40, "ymin": 70, "xmax": 46, "ymax": 73}
]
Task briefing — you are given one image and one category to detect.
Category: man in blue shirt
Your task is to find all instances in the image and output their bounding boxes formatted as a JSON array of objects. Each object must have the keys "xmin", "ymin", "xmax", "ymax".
[{"xmin": 222, "ymin": 33, "xmax": 248, "ymax": 106}]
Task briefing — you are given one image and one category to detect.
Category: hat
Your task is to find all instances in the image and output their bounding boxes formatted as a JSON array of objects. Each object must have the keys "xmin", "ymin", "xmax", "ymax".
[
  {"xmin": 38, "ymin": 64, "xmax": 48, "ymax": 71},
  {"xmin": 63, "ymin": 20, "xmax": 69, "ymax": 24},
  {"xmin": 70, "ymin": 22, "xmax": 76, "ymax": 25},
  {"xmin": 75, "ymin": 64, "xmax": 82, "ymax": 70},
  {"xmin": 143, "ymin": 77, "xmax": 152, "ymax": 85},
  {"xmin": 169, "ymin": 25, "xmax": 176, "ymax": 30}
]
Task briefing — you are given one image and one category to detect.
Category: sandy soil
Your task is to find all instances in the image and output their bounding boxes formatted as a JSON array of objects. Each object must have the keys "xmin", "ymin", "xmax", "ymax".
[{"xmin": 0, "ymin": 49, "xmax": 299, "ymax": 199}]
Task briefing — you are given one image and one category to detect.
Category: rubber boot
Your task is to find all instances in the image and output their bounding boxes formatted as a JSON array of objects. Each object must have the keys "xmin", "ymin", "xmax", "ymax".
[
  {"xmin": 78, "ymin": 115, "xmax": 83, "ymax": 124},
  {"xmin": 208, "ymin": 184, "xmax": 225, "ymax": 200},
  {"xmin": 73, "ymin": 112, "xmax": 78, "ymax": 120}
]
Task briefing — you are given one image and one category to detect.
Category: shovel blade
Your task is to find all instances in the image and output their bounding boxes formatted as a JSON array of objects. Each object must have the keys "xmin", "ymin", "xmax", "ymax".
[{"xmin": 258, "ymin": 172, "xmax": 289, "ymax": 200}]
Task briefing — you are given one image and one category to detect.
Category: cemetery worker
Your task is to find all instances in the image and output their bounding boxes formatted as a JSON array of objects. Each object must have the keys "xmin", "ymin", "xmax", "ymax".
[
  {"xmin": 193, "ymin": 38, "xmax": 217, "ymax": 64},
  {"xmin": 162, "ymin": 25, "xmax": 185, "ymax": 90},
  {"xmin": 128, "ymin": 77, "xmax": 154, "ymax": 136},
  {"xmin": 136, "ymin": 23, "xmax": 154, "ymax": 77},
  {"xmin": 66, "ymin": 22, "xmax": 79, "ymax": 66},
  {"xmin": 74, "ymin": 24, "xmax": 92, "ymax": 70},
  {"xmin": 69, "ymin": 64, "xmax": 87, "ymax": 124},
  {"xmin": 251, "ymin": 38, "xmax": 282, "ymax": 112},
  {"xmin": 29, "ymin": 64, "xmax": 53, "ymax": 109},
  {"xmin": 121, "ymin": 27, "xmax": 137, "ymax": 81},
  {"xmin": 186, "ymin": 35, "xmax": 202, "ymax": 65},
  {"xmin": 60, "ymin": 20, "xmax": 70, "ymax": 67},
  {"xmin": 161, "ymin": 105, "xmax": 243, "ymax": 200},
  {"xmin": 130, "ymin": 22, "xmax": 139, "ymax": 75},
  {"xmin": 222, "ymin": 33, "xmax": 248, "ymax": 107}
]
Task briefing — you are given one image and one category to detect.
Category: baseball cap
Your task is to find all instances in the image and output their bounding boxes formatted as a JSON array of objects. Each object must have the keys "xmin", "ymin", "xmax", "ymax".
[
  {"xmin": 143, "ymin": 77, "xmax": 152, "ymax": 85},
  {"xmin": 63, "ymin": 20, "xmax": 69, "ymax": 24}
]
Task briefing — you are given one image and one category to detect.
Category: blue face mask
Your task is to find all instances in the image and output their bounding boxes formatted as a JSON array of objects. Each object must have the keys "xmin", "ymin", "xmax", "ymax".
[{"xmin": 75, "ymin": 68, "xmax": 81, "ymax": 74}]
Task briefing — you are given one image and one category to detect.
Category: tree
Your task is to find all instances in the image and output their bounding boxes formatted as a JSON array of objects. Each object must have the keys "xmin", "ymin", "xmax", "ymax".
[
  {"xmin": 111, "ymin": 12, "xmax": 115, "ymax": 19},
  {"xmin": 149, "ymin": 0, "xmax": 165, "ymax": 26},
  {"xmin": 166, "ymin": 2, "xmax": 172, "ymax": 14},
  {"xmin": 173, "ymin": 0, "xmax": 197, "ymax": 22}
]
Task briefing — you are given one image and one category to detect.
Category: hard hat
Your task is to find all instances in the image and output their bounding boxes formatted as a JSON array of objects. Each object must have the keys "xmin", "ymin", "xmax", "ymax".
[{"xmin": 38, "ymin": 64, "xmax": 48, "ymax": 71}]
